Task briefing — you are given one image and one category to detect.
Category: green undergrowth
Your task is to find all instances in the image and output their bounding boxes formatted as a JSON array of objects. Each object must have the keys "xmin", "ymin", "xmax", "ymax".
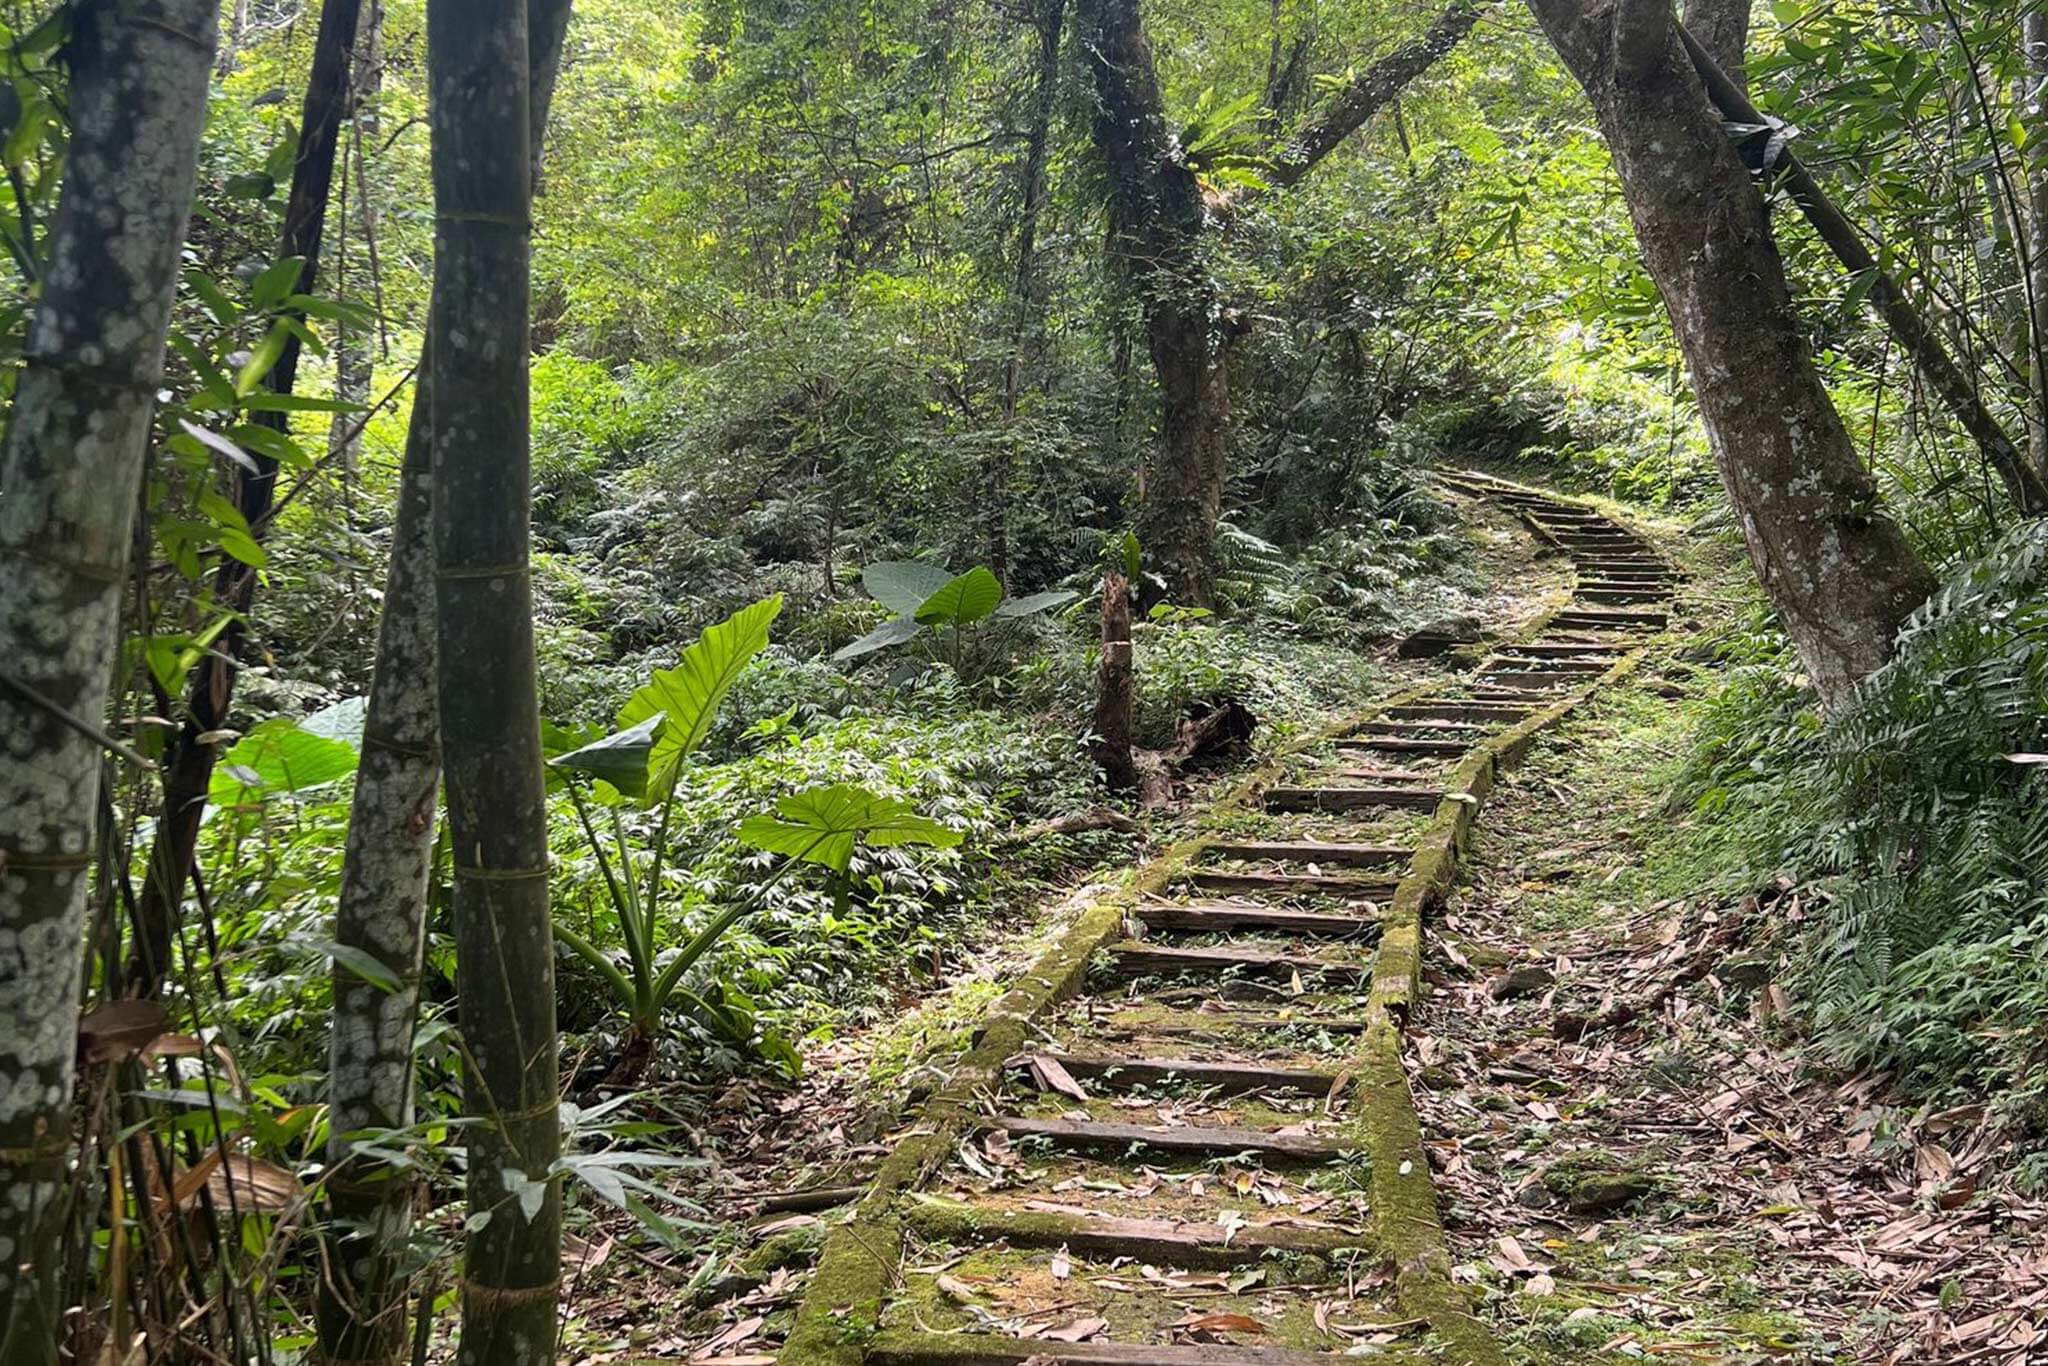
[
  {"xmin": 1670, "ymin": 520, "xmax": 2048, "ymax": 1150},
  {"xmin": 1478, "ymin": 509, "xmax": 2048, "ymax": 1160}
]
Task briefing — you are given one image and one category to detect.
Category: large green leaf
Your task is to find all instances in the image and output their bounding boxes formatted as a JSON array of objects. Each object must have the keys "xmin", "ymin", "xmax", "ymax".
[
  {"xmin": 737, "ymin": 783, "xmax": 962, "ymax": 875},
  {"xmin": 862, "ymin": 560, "xmax": 954, "ymax": 616},
  {"xmin": 549, "ymin": 713, "xmax": 667, "ymax": 798},
  {"xmin": 210, "ymin": 719, "xmax": 359, "ymax": 805},
  {"xmin": 618, "ymin": 594, "xmax": 782, "ymax": 793},
  {"xmin": 994, "ymin": 589, "xmax": 1080, "ymax": 619},
  {"xmin": 914, "ymin": 566, "xmax": 1002, "ymax": 627},
  {"xmin": 831, "ymin": 615, "xmax": 924, "ymax": 662}
]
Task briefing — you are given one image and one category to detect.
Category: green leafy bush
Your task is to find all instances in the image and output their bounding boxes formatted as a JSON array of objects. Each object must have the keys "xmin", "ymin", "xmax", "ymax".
[{"xmin": 1677, "ymin": 525, "xmax": 2048, "ymax": 1136}]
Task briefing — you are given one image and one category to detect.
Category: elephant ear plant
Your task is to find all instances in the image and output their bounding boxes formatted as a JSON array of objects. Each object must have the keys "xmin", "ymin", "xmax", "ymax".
[
  {"xmin": 549, "ymin": 595, "xmax": 961, "ymax": 1085},
  {"xmin": 832, "ymin": 559, "xmax": 1079, "ymax": 669}
]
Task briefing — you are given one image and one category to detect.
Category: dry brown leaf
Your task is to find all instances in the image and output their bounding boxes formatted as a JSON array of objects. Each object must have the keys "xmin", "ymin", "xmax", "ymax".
[
  {"xmin": 1172, "ymin": 1312, "xmax": 1268, "ymax": 1335},
  {"xmin": 1030, "ymin": 1054, "xmax": 1091, "ymax": 1102},
  {"xmin": 203, "ymin": 1154, "xmax": 299, "ymax": 1213},
  {"xmin": 78, "ymin": 1001, "xmax": 170, "ymax": 1065},
  {"xmin": 1040, "ymin": 1318, "xmax": 1106, "ymax": 1343}
]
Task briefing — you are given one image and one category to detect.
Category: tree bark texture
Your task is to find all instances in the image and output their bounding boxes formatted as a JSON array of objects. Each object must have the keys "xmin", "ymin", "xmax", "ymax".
[
  {"xmin": 989, "ymin": 0, "xmax": 1067, "ymax": 587},
  {"xmin": 1077, "ymin": 0, "xmax": 1481, "ymax": 608},
  {"xmin": 1075, "ymin": 0, "xmax": 1234, "ymax": 608},
  {"xmin": 135, "ymin": 0, "xmax": 363, "ymax": 994},
  {"xmin": 1676, "ymin": 26, "xmax": 2048, "ymax": 517},
  {"xmin": 1267, "ymin": 0, "xmax": 1484, "ymax": 190},
  {"xmin": 1090, "ymin": 570, "xmax": 1139, "ymax": 791},
  {"xmin": 0, "ymin": 0, "xmax": 215, "ymax": 1359},
  {"xmin": 1680, "ymin": 0, "xmax": 1747, "ymax": 94},
  {"xmin": 1527, "ymin": 0, "xmax": 1933, "ymax": 708},
  {"xmin": 2026, "ymin": 10, "xmax": 2048, "ymax": 483},
  {"xmin": 316, "ymin": 5, "xmax": 571, "ymax": 1356},
  {"xmin": 428, "ymin": 0, "xmax": 561, "ymax": 1359},
  {"xmin": 326, "ymin": 0, "xmax": 385, "ymax": 488}
]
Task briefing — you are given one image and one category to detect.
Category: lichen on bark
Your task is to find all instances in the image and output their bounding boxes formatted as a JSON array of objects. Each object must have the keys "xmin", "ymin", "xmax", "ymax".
[{"xmin": 0, "ymin": 0, "xmax": 216, "ymax": 1358}]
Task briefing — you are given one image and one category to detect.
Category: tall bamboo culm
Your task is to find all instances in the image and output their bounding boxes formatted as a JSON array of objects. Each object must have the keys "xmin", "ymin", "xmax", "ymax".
[{"xmin": 426, "ymin": 0, "xmax": 562, "ymax": 1358}]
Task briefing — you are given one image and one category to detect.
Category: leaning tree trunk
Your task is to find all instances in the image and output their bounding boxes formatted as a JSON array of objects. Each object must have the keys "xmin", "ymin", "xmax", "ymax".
[
  {"xmin": 0, "ymin": 0, "xmax": 215, "ymax": 1360},
  {"xmin": 134, "ymin": 0, "xmax": 363, "ymax": 994},
  {"xmin": 315, "ymin": 2, "xmax": 571, "ymax": 1352},
  {"xmin": 1680, "ymin": 0, "xmax": 1746, "ymax": 93},
  {"xmin": 1676, "ymin": 28, "xmax": 2048, "ymax": 517},
  {"xmin": 1528, "ymin": 0, "xmax": 1933, "ymax": 708},
  {"xmin": 428, "ymin": 0, "xmax": 561, "ymax": 1360},
  {"xmin": 2026, "ymin": 10, "xmax": 2048, "ymax": 483}
]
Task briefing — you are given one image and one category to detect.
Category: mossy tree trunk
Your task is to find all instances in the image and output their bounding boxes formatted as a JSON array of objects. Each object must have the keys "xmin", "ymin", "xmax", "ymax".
[
  {"xmin": 1527, "ymin": 0, "xmax": 1934, "ymax": 708},
  {"xmin": 317, "ymin": 1, "xmax": 573, "ymax": 1354},
  {"xmin": 0, "ymin": 0, "xmax": 215, "ymax": 1358},
  {"xmin": 1075, "ymin": 0, "xmax": 1482, "ymax": 608},
  {"xmin": 427, "ymin": 0, "xmax": 562, "ymax": 1359}
]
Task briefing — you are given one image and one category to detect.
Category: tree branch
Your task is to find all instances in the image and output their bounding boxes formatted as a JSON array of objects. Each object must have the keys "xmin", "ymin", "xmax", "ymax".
[{"xmin": 1265, "ymin": 0, "xmax": 1486, "ymax": 190}]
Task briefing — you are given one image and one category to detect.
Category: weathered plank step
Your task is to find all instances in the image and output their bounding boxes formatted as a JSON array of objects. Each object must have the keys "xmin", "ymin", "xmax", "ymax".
[
  {"xmin": 901, "ymin": 1197, "xmax": 1369, "ymax": 1268},
  {"xmin": 987, "ymin": 1114, "xmax": 1345, "ymax": 1160},
  {"xmin": 1338, "ymin": 736, "xmax": 1468, "ymax": 756},
  {"xmin": 1109, "ymin": 1006, "xmax": 1370, "ymax": 1037},
  {"xmin": 874, "ymin": 1329, "xmax": 1360, "ymax": 1366},
  {"xmin": 1358, "ymin": 718, "xmax": 1492, "ymax": 734},
  {"xmin": 1384, "ymin": 702, "xmax": 1532, "ymax": 722},
  {"xmin": 1324, "ymin": 762, "xmax": 1434, "ymax": 781},
  {"xmin": 1476, "ymin": 672, "xmax": 1582, "ymax": 689},
  {"xmin": 1263, "ymin": 785, "xmax": 1440, "ymax": 812},
  {"xmin": 1575, "ymin": 563, "xmax": 1668, "ymax": 577},
  {"xmin": 1134, "ymin": 903, "xmax": 1380, "ymax": 938},
  {"xmin": 1108, "ymin": 941, "xmax": 1373, "ymax": 981},
  {"xmin": 1489, "ymin": 656, "xmax": 1609, "ymax": 672},
  {"xmin": 1202, "ymin": 839, "xmax": 1410, "ymax": 867},
  {"xmin": 1468, "ymin": 688, "xmax": 1564, "ymax": 703},
  {"xmin": 1181, "ymin": 868, "xmax": 1400, "ymax": 898},
  {"xmin": 1552, "ymin": 608, "xmax": 1666, "ymax": 627},
  {"xmin": 1579, "ymin": 596, "xmax": 1669, "ymax": 610},
  {"xmin": 1020, "ymin": 1052, "xmax": 1338, "ymax": 1094}
]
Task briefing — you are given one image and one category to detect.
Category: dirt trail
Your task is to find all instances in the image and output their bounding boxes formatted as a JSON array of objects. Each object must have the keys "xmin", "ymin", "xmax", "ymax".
[
  {"xmin": 764, "ymin": 472, "xmax": 1677, "ymax": 1366},
  {"xmin": 1417, "ymin": 662, "xmax": 2048, "ymax": 1364}
]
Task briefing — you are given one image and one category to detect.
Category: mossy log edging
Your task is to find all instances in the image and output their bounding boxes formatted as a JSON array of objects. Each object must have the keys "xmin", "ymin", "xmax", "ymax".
[
  {"xmin": 780, "ymin": 470, "xmax": 1668, "ymax": 1366},
  {"xmin": 778, "ymin": 670, "xmax": 1461, "ymax": 1366},
  {"xmin": 1342, "ymin": 470, "xmax": 1666, "ymax": 1366}
]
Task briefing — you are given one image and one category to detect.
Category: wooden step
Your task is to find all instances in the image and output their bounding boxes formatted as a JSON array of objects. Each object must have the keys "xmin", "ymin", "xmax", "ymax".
[
  {"xmin": 1579, "ymin": 588, "xmax": 1670, "ymax": 605},
  {"xmin": 1263, "ymin": 785, "xmax": 1439, "ymax": 813},
  {"xmin": 1576, "ymin": 564, "xmax": 1668, "ymax": 578},
  {"xmin": 1134, "ymin": 902, "xmax": 1380, "ymax": 937},
  {"xmin": 1358, "ymin": 719, "xmax": 1492, "ymax": 735},
  {"xmin": 1553, "ymin": 608, "xmax": 1665, "ymax": 628},
  {"xmin": 987, "ymin": 1114, "xmax": 1345, "ymax": 1160},
  {"xmin": 1476, "ymin": 671, "xmax": 1583, "ymax": 689},
  {"xmin": 875, "ymin": 1328, "xmax": 1348, "ymax": 1366},
  {"xmin": 1018, "ymin": 1052, "xmax": 1339, "ymax": 1095},
  {"xmin": 1489, "ymin": 656, "xmax": 1609, "ymax": 672},
  {"xmin": 901, "ymin": 1198, "xmax": 1368, "ymax": 1269},
  {"xmin": 1202, "ymin": 839, "xmax": 1409, "ymax": 867},
  {"xmin": 1501, "ymin": 642, "xmax": 1627, "ymax": 657},
  {"xmin": 1112, "ymin": 1007, "xmax": 1370, "ymax": 1037},
  {"xmin": 1338, "ymin": 736, "xmax": 1469, "ymax": 756},
  {"xmin": 1107, "ymin": 942, "xmax": 1372, "ymax": 984},
  {"xmin": 1181, "ymin": 868, "xmax": 1400, "ymax": 898},
  {"xmin": 1384, "ymin": 702, "xmax": 1532, "ymax": 722}
]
